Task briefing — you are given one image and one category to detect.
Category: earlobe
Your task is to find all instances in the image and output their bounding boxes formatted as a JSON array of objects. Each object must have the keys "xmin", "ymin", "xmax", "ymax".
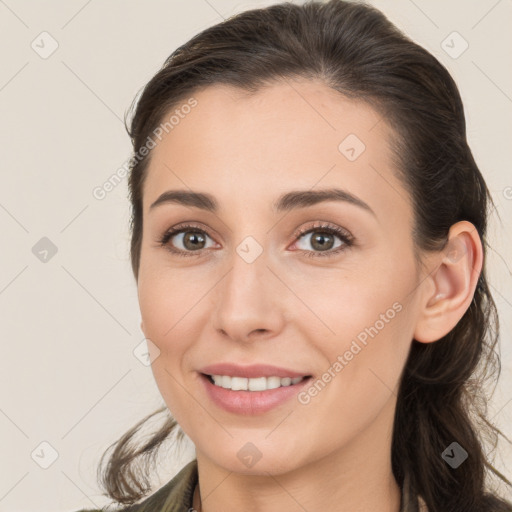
[{"xmin": 413, "ymin": 221, "xmax": 483, "ymax": 344}]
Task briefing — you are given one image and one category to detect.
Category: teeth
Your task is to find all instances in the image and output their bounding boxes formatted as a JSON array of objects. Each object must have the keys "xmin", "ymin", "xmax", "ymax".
[{"xmin": 210, "ymin": 375, "xmax": 305, "ymax": 391}]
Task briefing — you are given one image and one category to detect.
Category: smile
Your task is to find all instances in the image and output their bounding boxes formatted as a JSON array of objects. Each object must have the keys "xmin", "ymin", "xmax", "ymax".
[
  {"xmin": 199, "ymin": 372, "xmax": 313, "ymax": 415},
  {"xmin": 207, "ymin": 374, "xmax": 307, "ymax": 391}
]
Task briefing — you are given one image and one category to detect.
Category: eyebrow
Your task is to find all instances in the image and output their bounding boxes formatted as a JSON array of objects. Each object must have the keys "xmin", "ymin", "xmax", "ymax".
[{"xmin": 149, "ymin": 188, "xmax": 376, "ymax": 217}]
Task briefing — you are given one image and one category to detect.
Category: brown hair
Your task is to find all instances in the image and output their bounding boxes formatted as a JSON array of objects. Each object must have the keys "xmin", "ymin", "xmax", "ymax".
[{"xmin": 96, "ymin": 1, "xmax": 512, "ymax": 510}]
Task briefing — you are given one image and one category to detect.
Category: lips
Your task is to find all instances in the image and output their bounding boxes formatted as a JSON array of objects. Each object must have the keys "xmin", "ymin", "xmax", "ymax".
[
  {"xmin": 199, "ymin": 372, "xmax": 312, "ymax": 415},
  {"xmin": 199, "ymin": 362, "xmax": 311, "ymax": 379},
  {"xmin": 197, "ymin": 363, "xmax": 313, "ymax": 414}
]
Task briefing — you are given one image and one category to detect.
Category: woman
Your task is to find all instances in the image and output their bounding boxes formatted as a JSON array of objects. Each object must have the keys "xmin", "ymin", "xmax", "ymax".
[{"xmin": 78, "ymin": 1, "xmax": 512, "ymax": 510}]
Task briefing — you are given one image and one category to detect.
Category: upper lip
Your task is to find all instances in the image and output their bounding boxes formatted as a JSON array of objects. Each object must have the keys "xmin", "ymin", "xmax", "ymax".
[{"xmin": 199, "ymin": 363, "xmax": 311, "ymax": 379}]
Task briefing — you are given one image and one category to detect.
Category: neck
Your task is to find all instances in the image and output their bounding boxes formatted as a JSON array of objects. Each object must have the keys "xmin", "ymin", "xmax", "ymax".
[{"xmin": 192, "ymin": 396, "xmax": 401, "ymax": 512}]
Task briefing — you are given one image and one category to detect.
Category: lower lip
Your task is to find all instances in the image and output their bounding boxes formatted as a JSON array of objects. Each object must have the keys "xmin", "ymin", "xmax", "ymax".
[{"xmin": 199, "ymin": 373, "xmax": 312, "ymax": 415}]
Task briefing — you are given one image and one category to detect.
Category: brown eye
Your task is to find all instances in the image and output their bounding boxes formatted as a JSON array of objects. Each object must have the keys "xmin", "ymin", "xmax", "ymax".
[
  {"xmin": 179, "ymin": 231, "xmax": 207, "ymax": 251},
  {"xmin": 308, "ymin": 231, "xmax": 337, "ymax": 251},
  {"xmin": 293, "ymin": 223, "xmax": 354, "ymax": 258},
  {"xmin": 158, "ymin": 224, "xmax": 216, "ymax": 257}
]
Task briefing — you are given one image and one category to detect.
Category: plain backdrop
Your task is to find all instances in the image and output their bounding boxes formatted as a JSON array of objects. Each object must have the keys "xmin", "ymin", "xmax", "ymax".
[{"xmin": 0, "ymin": 1, "xmax": 511, "ymax": 510}]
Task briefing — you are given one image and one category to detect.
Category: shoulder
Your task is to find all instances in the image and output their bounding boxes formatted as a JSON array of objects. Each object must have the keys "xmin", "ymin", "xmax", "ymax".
[
  {"xmin": 71, "ymin": 460, "xmax": 198, "ymax": 512},
  {"xmin": 133, "ymin": 459, "xmax": 198, "ymax": 511}
]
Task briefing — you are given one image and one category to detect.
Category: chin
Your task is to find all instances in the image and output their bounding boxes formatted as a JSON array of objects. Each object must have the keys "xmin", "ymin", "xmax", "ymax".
[{"xmin": 199, "ymin": 442, "xmax": 307, "ymax": 476}]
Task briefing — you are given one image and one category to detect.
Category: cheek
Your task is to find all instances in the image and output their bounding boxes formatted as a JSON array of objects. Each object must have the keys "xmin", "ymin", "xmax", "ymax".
[
  {"xmin": 288, "ymin": 253, "xmax": 416, "ymax": 408},
  {"xmin": 137, "ymin": 259, "xmax": 214, "ymax": 398},
  {"xmin": 296, "ymin": 298, "xmax": 412, "ymax": 452},
  {"xmin": 137, "ymin": 257, "xmax": 205, "ymax": 343},
  {"xmin": 284, "ymin": 256, "xmax": 414, "ymax": 352},
  {"xmin": 138, "ymin": 268, "xmax": 198, "ymax": 419}
]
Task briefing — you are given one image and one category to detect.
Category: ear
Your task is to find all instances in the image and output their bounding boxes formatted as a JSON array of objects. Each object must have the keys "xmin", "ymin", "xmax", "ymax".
[{"xmin": 413, "ymin": 221, "xmax": 483, "ymax": 344}]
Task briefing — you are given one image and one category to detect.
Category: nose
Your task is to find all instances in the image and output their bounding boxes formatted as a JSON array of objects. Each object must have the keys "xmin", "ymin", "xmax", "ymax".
[{"xmin": 210, "ymin": 244, "xmax": 286, "ymax": 344}]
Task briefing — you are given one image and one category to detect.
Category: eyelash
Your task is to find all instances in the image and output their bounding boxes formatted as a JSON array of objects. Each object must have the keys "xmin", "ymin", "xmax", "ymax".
[{"xmin": 157, "ymin": 222, "xmax": 354, "ymax": 259}]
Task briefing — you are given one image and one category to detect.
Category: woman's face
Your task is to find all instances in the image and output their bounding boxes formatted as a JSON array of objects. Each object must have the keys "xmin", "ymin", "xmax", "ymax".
[{"xmin": 137, "ymin": 79, "xmax": 425, "ymax": 475}]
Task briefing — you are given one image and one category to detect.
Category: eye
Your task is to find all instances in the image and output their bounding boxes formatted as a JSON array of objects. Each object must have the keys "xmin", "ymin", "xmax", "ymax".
[
  {"xmin": 157, "ymin": 221, "xmax": 354, "ymax": 259},
  {"xmin": 158, "ymin": 223, "xmax": 217, "ymax": 257},
  {"xmin": 292, "ymin": 222, "xmax": 354, "ymax": 258}
]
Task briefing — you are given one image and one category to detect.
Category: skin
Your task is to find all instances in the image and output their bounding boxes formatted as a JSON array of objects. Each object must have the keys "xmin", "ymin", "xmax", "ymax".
[{"xmin": 137, "ymin": 79, "xmax": 483, "ymax": 512}]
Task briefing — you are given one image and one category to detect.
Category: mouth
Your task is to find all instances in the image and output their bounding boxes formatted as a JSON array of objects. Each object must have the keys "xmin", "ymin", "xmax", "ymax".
[
  {"xmin": 197, "ymin": 362, "xmax": 313, "ymax": 414},
  {"xmin": 199, "ymin": 372, "xmax": 313, "ymax": 415},
  {"xmin": 202, "ymin": 373, "xmax": 312, "ymax": 391}
]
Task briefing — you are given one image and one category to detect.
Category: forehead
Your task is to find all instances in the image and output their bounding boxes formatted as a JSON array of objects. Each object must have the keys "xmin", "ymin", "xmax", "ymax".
[{"xmin": 142, "ymin": 80, "xmax": 412, "ymax": 224}]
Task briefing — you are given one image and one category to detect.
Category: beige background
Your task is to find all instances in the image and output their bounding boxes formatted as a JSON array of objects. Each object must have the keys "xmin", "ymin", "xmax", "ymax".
[{"xmin": 0, "ymin": 1, "xmax": 510, "ymax": 510}]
